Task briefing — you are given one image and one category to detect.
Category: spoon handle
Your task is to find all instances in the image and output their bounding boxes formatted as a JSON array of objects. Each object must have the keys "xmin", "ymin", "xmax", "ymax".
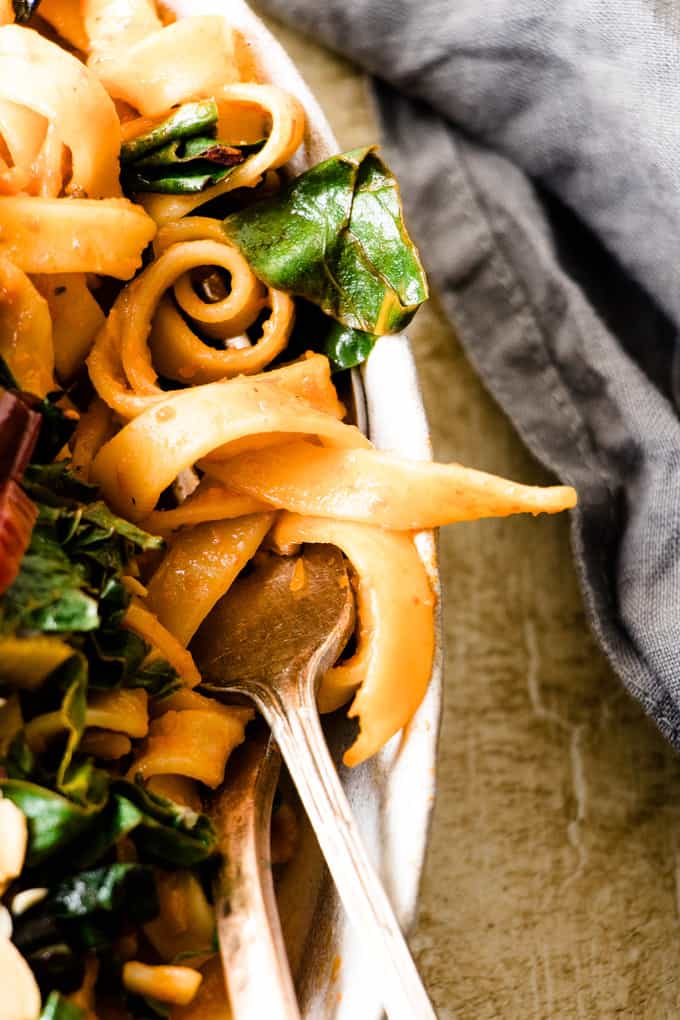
[
  {"xmin": 260, "ymin": 687, "xmax": 437, "ymax": 1020},
  {"xmin": 213, "ymin": 736, "xmax": 301, "ymax": 1020}
]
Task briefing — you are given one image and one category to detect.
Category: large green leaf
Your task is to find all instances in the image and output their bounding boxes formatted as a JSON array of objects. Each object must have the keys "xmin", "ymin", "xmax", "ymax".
[{"xmin": 222, "ymin": 146, "xmax": 429, "ymax": 352}]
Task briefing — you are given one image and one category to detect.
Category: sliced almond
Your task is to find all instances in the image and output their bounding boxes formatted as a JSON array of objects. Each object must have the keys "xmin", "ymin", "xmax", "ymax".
[
  {"xmin": 0, "ymin": 938, "xmax": 41, "ymax": 1020},
  {"xmin": 0, "ymin": 800, "xmax": 27, "ymax": 894}
]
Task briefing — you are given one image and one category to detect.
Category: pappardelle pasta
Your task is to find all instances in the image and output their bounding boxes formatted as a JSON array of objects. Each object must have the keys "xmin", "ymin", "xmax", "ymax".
[{"xmin": 0, "ymin": 3, "xmax": 577, "ymax": 1019}]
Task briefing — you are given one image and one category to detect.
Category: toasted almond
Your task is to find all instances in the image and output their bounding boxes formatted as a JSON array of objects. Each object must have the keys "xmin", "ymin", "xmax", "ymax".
[
  {"xmin": 0, "ymin": 800, "xmax": 27, "ymax": 894},
  {"xmin": 0, "ymin": 938, "xmax": 40, "ymax": 1020}
]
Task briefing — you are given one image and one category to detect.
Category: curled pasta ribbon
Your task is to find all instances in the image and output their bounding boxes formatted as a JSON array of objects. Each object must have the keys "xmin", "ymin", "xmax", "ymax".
[
  {"xmin": 0, "ymin": 196, "xmax": 156, "ymax": 278},
  {"xmin": 150, "ymin": 217, "xmax": 294, "ymax": 385},
  {"xmin": 140, "ymin": 84, "xmax": 306, "ymax": 226},
  {"xmin": 85, "ymin": 5, "xmax": 238, "ymax": 118},
  {"xmin": 146, "ymin": 514, "xmax": 275, "ymax": 647},
  {"xmin": 207, "ymin": 440, "xmax": 578, "ymax": 528},
  {"xmin": 0, "ymin": 25, "xmax": 121, "ymax": 198},
  {"xmin": 271, "ymin": 513, "xmax": 436, "ymax": 767},
  {"xmin": 0, "ymin": 256, "xmax": 55, "ymax": 396},
  {"xmin": 91, "ymin": 378, "xmax": 369, "ymax": 520},
  {"xmin": 88, "ymin": 227, "xmax": 294, "ymax": 416}
]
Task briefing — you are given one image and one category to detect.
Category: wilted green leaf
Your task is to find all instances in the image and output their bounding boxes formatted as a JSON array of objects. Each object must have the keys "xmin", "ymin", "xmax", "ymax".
[
  {"xmin": 222, "ymin": 146, "xmax": 429, "ymax": 354},
  {"xmin": 114, "ymin": 777, "xmax": 216, "ymax": 866},
  {"xmin": 46, "ymin": 862, "xmax": 158, "ymax": 923},
  {"xmin": 0, "ymin": 780, "xmax": 101, "ymax": 865},
  {"xmin": 121, "ymin": 99, "xmax": 264, "ymax": 195},
  {"xmin": 121, "ymin": 100, "xmax": 219, "ymax": 162}
]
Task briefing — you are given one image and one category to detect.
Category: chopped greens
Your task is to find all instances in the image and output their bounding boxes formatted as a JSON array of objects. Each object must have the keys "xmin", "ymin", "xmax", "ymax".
[
  {"xmin": 121, "ymin": 99, "xmax": 265, "ymax": 195},
  {"xmin": 223, "ymin": 146, "xmax": 429, "ymax": 367}
]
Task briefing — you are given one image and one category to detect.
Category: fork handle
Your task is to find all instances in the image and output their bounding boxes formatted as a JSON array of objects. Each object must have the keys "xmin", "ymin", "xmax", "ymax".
[{"xmin": 259, "ymin": 689, "xmax": 438, "ymax": 1020}]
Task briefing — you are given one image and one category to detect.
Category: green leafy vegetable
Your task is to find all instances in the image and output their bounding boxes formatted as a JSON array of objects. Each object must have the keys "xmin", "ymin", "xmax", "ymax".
[
  {"xmin": 112, "ymin": 777, "xmax": 217, "ymax": 866},
  {"xmin": 1, "ymin": 465, "xmax": 163, "ymax": 637},
  {"xmin": 222, "ymin": 146, "xmax": 429, "ymax": 366},
  {"xmin": 46, "ymin": 863, "xmax": 158, "ymax": 923},
  {"xmin": 22, "ymin": 463, "xmax": 99, "ymax": 506},
  {"xmin": 14, "ymin": 866, "xmax": 157, "ymax": 999},
  {"xmin": 39, "ymin": 992, "xmax": 85, "ymax": 1020},
  {"xmin": 120, "ymin": 99, "xmax": 264, "ymax": 195},
  {"xmin": 324, "ymin": 322, "xmax": 377, "ymax": 370},
  {"xmin": 0, "ymin": 528, "xmax": 99, "ymax": 634},
  {"xmin": 121, "ymin": 101, "xmax": 220, "ymax": 162},
  {"xmin": 0, "ymin": 781, "xmax": 100, "ymax": 865}
]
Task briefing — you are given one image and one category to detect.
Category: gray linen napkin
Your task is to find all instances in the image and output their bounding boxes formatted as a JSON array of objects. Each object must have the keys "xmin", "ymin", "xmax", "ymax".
[{"xmin": 258, "ymin": 0, "xmax": 680, "ymax": 747}]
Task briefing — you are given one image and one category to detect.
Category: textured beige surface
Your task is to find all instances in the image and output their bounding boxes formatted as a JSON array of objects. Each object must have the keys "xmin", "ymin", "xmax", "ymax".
[{"xmin": 254, "ymin": 12, "xmax": 680, "ymax": 1017}]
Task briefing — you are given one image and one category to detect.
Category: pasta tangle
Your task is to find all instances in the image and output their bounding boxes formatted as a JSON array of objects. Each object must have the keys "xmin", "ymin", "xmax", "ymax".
[
  {"xmin": 0, "ymin": 24, "xmax": 121, "ymax": 197},
  {"xmin": 0, "ymin": 10, "xmax": 579, "ymax": 1018}
]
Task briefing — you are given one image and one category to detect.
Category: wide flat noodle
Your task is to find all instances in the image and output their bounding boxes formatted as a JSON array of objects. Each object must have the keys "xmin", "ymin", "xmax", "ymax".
[
  {"xmin": 0, "ymin": 24, "xmax": 121, "ymax": 198},
  {"xmin": 146, "ymin": 513, "xmax": 275, "ymax": 646},
  {"xmin": 91, "ymin": 378, "xmax": 370, "ymax": 520},
  {"xmin": 207, "ymin": 439, "xmax": 578, "ymax": 528},
  {"xmin": 38, "ymin": 0, "xmax": 90, "ymax": 52},
  {"xmin": 83, "ymin": 0, "xmax": 161, "ymax": 53},
  {"xmin": 272, "ymin": 513, "xmax": 435, "ymax": 767},
  {"xmin": 86, "ymin": 688, "xmax": 149, "ymax": 737},
  {"xmin": 88, "ymin": 224, "xmax": 296, "ymax": 416},
  {"xmin": 141, "ymin": 480, "xmax": 268, "ymax": 535},
  {"xmin": 0, "ymin": 101, "xmax": 45, "ymax": 176},
  {"xmin": 86, "ymin": 10, "xmax": 238, "ymax": 117},
  {"xmin": 70, "ymin": 397, "xmax": 115, "ymax": 483},
  {"xmin": 0, "ymin": 196, "xmax": 156, "ymax": 278}
]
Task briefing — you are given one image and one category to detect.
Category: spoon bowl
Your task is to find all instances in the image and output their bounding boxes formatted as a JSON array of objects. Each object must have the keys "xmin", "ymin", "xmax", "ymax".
[{"xmin": 193, "ymin": 544, "xmax": 437, "ymax": 1020}]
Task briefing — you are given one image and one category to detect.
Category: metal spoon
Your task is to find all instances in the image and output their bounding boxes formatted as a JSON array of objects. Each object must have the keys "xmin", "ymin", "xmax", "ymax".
[
  {"xmin": 192, "ymin": 544, "xmax": 437, "ymax": 1020},
  {"xmin": 210, "ymin": 730, "xmax": 301, "ymax": 1020}
]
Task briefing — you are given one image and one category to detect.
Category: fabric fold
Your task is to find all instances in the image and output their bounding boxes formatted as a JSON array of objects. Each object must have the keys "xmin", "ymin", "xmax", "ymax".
[{"xmin": 257, "ymin": 0, "xmax": 680, "ymax": 749}]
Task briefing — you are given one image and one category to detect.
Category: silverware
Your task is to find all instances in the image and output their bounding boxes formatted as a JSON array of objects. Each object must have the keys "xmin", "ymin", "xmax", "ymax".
[
  {"xmin": 211, "ymin": 731, "xmax": 301, "ymax": 1020},
  {"xmin": 193, "ymin": 544, "xmax": 437, "ymax": 1020}
]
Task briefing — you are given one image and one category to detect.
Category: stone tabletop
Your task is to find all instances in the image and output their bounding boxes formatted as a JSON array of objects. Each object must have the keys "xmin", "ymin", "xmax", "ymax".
[{"xmin": 254, "ymin": 12, "xmax": 680, "ymax": 1016}]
